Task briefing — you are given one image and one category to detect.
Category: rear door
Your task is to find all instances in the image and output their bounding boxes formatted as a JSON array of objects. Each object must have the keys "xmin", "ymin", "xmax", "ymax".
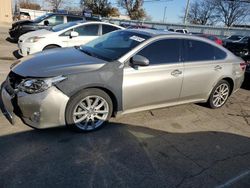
[
  {"xmin": 123, "ymin": 38, "xmax": 184, "ymax": 111},
  {"xmin": 180, "ymin": 39, "xmax": 227, "ymax": 101}
]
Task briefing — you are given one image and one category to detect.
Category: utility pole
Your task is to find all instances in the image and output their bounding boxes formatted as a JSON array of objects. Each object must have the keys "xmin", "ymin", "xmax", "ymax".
[
  {"xmin": 183, "ymin": 0, "xmax": 190, "ymax": 24},
  {"xmin": 163, "ymin": 6, "xmax": 167, "ymax": 22}
]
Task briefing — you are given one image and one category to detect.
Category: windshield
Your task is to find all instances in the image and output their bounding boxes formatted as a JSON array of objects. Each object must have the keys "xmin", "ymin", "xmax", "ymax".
[
  {"xmin": 51, "ymin": 21, "xmax": 79, "ymax": 32},
  {"xmin": 33, "ymin": 14, "xmax": 51, "ymax": 23},
  {"xmin": 228, "ymin": 35, "xmax": 243, "ymax": 41},
  {"xmin": 79, "ymin": 30, "xmax": 151, "ymax": 61}
]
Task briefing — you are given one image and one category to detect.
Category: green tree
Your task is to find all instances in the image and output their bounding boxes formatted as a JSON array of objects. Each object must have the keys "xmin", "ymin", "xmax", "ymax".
[
  {"xmin": 80, "ymin": 0, "xmax": 120, "ymax": 17},
  {"xmin": 118, "ymin": 0, "xmax": 146, "ymax": 20}
]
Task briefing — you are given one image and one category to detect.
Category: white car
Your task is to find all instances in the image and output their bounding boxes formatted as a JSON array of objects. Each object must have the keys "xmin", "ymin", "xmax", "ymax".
[{"xmin": 18, "ymin": 21, "xmax": 124, "ymax": 56}]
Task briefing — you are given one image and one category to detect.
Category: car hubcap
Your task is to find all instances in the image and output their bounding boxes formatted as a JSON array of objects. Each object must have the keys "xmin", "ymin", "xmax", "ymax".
[
  {"xmin": 73, "ymin": 96, "xmax": 109, "ymax": 131},
  {"xmin": 212, "ymin": 83, "xmax": 229, "ymax": 107}
]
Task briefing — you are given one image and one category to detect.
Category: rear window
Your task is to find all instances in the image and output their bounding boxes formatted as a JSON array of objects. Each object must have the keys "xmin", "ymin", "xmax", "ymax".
[
  {"xmin": 67, "ymin": 16, "xmax": 83, "ymax": 22},
  {"xmin": 184, "ymin": 39, "xmax": 226, "ymax": 62},
  {"xmin": 102, "ymin": 24, "xmax": 120, "ymax": 35},
  {"xmin": 228, "ymin": 35, "xmax": 243, "ymax": 41}
]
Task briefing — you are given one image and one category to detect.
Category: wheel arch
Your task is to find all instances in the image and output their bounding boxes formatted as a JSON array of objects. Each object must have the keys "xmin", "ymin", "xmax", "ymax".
[
  {"xmin": 43, "ymin": 44, "xmax": 61, "ymax": 50},
  {"xmin": 222, "ymin": 77, "xmax": 234, "ymax": 96},
  {"xmin": 206, "ymin": 77, "xmax": 235, "ymax": 102},
  {"xmin": 68, "ymin": 86, "xmax": 119, "ymax": 117}
]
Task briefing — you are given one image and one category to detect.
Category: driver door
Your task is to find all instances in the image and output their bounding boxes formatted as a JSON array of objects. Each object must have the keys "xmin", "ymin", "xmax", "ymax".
[{"xmin": 122, "ymin": 38, "xmax": 184, "ymax": 112}]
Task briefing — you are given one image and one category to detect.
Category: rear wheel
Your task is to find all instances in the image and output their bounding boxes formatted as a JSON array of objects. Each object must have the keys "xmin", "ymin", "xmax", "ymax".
[
  {"xmin": 43, "ymin": 45, "xmax": 60, "ymax": 50},
  {"xmin": 65, "ymin": 89, "xmax": 113, "ymax": 132},
  {"xmin": 207, "ymin": 80, "xmax": 230, "ymax": 109}
]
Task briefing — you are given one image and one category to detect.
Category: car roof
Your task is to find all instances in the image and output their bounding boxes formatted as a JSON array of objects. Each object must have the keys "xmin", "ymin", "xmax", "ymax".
[
  {"xmin": 127, "ymin": 29, "xmax": 178, "ymax": 37},
  {"xmin": 47, "ymin": 12, "xmax": 84, "ymax": 17}
]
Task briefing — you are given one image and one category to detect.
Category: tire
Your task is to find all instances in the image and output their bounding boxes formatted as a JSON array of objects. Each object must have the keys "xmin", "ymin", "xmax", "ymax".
[
  {"xmin": 43, "ymin": 45, "xmax": 60, "ymax": 50},
  {"xmin": 65, "ymin": 89, "xmax": 113, "ymax": 132},
  {"xmin": 207, "ymin": 80, "xmax": 230, "ymax": 109}
]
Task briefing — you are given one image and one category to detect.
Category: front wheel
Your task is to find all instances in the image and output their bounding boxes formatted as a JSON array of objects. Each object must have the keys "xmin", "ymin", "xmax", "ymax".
[
  {"xmin": 65, "ymin": 89, "xmax": 113, "ymax": 132},
  {"xmin": 207, "ymin": 80, "xmax": 230, "ymax": 109}
]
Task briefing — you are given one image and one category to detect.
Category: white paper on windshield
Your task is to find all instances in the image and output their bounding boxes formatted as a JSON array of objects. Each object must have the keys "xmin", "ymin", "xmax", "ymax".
[{"xmin": 129, "ymin": 36, "xmax": 145, "ymax": 42}]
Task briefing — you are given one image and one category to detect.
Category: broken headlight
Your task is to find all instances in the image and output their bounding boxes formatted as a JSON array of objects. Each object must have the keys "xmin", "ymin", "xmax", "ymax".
[{"xmin": 18, "ymin": 76, "xmax": 66, "ymax": 94}]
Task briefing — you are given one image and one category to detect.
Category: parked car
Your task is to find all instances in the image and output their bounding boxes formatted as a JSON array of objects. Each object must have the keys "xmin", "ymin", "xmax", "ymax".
[
  {"xmin": 9, "ymin": 13, "xmax": 85, "ymax": 41},
  {"xmin": 224, "ymin": 37, "xmax": 250, "ymax": 56},
  {"xmin": 18, "ymin": 21, "xmax": 124, "ymax": 56},
  {"xmin": 168, "ymin": 28, "xmax": 189, "ymax": 34},
  {"xmin": 1, "ymin": 29, "xmax": 245, "ymax": 132},
  {"xmin": 120, "ymin": 23, "xmax": 155, "ymax": 29},
  {"xmin": 222, "ymin": 35, "xmax": 244, "ymax": 46},
  {"xmin": 13, "ymin": 11, "xmax": 31, "ymax": 21},
  {"xmin": 196, "ymin": 34, "xmax": 222, "ymax": 45},
  {"xmin": 242, "ymin": 55, "xmax": 250, "ymax": 74}
]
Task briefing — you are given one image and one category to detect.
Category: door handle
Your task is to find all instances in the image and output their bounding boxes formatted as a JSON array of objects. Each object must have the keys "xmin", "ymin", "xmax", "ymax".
[
  {"xmin": 171, "ymin": 70, "xmax": 182, "ymax": 76},
  {"xmin": 214, "ymin": 65, "xmax": 222, "ymax": 70}
]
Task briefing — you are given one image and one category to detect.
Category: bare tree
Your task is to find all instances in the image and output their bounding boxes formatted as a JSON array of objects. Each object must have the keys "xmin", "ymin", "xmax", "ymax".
[
  {"xmin": 187, "ymin": 0, "xmax": 217, "ymax": 25},
  {"xmin": 19, "ymin": 0, "xmax": 41, "ymax": 10},
  {"xmin": 45, "ymin": 0, "xmax": 64, "ymax": 11},
  {"xmin": 213, "ymin": 0, "xmax": 249, "ymax": 27},
  {"xmin": 117, "ymin": 0, "xmax": 146, "ymax": 20}
]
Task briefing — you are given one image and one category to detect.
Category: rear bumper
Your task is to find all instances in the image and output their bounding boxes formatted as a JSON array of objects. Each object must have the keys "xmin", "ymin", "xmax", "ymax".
[{"xmin": 1, "ymin": 81, "xmax": 69, "ymax": 129}]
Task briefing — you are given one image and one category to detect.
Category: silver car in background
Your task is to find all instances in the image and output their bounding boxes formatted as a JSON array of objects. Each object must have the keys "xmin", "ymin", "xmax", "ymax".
[{"xmin": 1, "ymin": 29, "xmax": 245, "ymax": 132}]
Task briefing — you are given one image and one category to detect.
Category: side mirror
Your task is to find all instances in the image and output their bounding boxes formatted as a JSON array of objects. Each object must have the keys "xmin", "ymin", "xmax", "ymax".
[
  {"xmin": 70, "ymin": 31, "xmax": 79, "ymax": 38},
  {"xmin": 131, "ymin": 55, "xmax": 149, "ymax": 66},
  {"xmin": 44, "ymin": 20, "xmax": 49, "ymax": 26}
]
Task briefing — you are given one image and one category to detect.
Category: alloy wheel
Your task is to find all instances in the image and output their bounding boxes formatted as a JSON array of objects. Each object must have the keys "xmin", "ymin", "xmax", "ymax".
[
  {"xmin": 212, "ymin": 83, "xmax": 229, "ymax": 108},
  {"xmin": 72, "ymin": 95, "xmax": 109, "ymax": 131}
]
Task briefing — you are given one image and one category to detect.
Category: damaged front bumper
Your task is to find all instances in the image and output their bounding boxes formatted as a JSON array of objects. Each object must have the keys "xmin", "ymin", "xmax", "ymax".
[{"xmin": 1, "ymin": 81, "xmax": 69, "ymax": 129}]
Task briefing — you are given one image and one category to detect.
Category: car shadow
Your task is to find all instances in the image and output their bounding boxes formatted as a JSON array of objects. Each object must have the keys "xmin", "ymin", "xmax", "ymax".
[
  {"xmin": 12, "ymin": 50, "xmax": 22, "ymax": 59},
  {"xmin": 0, "ymin": 123, "xmax": 250, "ymax": 187},
  {"xmin": 5, "ymin": 37, "xmax": 17, "ymax": 43}
]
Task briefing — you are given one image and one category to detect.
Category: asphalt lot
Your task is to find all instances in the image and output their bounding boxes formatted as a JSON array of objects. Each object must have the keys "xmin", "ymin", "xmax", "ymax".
[{"xmin": 0, "ymin": 24, "xmax": 250, "ymax": 188}]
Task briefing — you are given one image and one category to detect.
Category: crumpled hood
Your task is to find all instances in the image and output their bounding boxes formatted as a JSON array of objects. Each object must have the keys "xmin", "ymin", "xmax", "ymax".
[{"xmin": 12, "ymin": 47, "xmax": 107, "ymax": 77}]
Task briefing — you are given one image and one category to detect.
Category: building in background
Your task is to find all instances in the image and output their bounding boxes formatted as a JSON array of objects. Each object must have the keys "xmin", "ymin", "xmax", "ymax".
[{"xmin": 0, "ymin": 0, "xmax": 12, "ymax": 23}]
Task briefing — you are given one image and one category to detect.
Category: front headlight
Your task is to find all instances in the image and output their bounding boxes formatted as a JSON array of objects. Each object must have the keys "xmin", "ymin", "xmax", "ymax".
[
  {"xmin": 18, "ymin": 76, "xmax": 67, "ymax": 94},
  {"xmin": 26, "ymin": 36, "xmax": 45, "ymax": 43}
]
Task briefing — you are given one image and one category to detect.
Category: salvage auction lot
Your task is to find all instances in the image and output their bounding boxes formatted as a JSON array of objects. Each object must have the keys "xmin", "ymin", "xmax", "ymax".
[{"xmin": 0, "ymin": 24, "xmax": 250, "ymax": 188}]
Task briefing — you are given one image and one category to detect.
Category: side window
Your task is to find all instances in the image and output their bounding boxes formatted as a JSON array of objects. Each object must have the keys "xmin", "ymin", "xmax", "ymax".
[
  {"xmin": 67, "ymin": 16, "xmax": 82, "ymax": 22},
  {"xmin": 102, "ymin": 24, "xmax": 119, "ymax": 35},
  {"xmin": 184, "ymin": 39, "xmax": 226, "ymax": 62},
  {"xmin": 74, "ymin": 24, "xmax": 99, "ymax": 36},
  {"xmin": 60, "ymin": 29, "xmax": 73, "ymax": 36},
  {"xmin": 176, "ymin": 30, "xmax": 184, "ymax": 33},
  {"xmin": 136, "ymin": 39, "xmax": 181, "ymax": 65},
  {"xmin": 46, "ymin": 15, "xmax": 64, "ymax": 25},
  {"xmin": 214, "ymin": 46, "xmax": 227, "ymax": 60}
]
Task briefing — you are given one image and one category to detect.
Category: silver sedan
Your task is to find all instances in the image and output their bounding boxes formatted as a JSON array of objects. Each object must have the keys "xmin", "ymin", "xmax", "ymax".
[{"xmin": 1, "ymin": 29, "xmax": 245, "ymax": 132}]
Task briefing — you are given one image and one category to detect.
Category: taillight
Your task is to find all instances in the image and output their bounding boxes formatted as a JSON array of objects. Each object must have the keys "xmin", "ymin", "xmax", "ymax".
[
  {"xmin": 216, "ymin": 39, "xmax": 222, "ymax": 45},
  {"xmin": 240, "ymin": 62, "xmax": 246, "ymax": 71}
]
